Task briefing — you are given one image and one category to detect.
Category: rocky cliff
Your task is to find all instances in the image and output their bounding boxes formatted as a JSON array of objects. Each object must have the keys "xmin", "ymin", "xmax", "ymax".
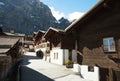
[{"xmin": 0, "ymin": 0, "xmax": 70, "ymax": 34}]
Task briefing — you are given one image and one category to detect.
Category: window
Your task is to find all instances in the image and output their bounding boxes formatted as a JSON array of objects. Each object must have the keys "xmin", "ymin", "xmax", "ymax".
[
  {"xmin": 54, "ymin": 52, "xmax": 58, "ymax": 59},
  {"xmin": 103, "ymin": 37, "xmax": 116, "ymax": 52},
  {"xmin": 88, "ymin": 66, "xmax": 94, "ymax": 72}
]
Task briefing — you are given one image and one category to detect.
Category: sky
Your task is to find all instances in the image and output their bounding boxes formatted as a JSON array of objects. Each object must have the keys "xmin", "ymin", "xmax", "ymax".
[{"xmin": 40, "ymin": 0, "xmax": 99, "ymax": 21}]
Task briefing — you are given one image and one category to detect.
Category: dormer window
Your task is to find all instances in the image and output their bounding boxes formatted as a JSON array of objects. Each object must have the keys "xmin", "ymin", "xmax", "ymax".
[{"xmin": 103, "ymin": 37, "xmax": 116, "ymax": 52}]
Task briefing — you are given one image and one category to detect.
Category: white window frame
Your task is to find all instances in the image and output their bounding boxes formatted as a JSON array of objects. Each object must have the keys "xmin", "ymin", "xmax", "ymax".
[{"xmin": 103, "ymin": 37, "xmax": 116, "ymax": 52}]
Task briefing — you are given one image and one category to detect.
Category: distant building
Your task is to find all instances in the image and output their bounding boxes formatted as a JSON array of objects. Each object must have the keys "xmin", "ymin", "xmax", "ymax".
[
  {"xmin": 0, "ymin": 36, "xmax": 20, "ymax": 80},
  {"xmin": 5, "ymin": 32, "xmax": 25, "ymax": 46},
  {"xmin": 33, "ymin": 30, "xmax": 46, "ymax": 46},
  {"xmin": 33, "ymin": 30, "xmax": 49, "ymax": 60},
  {"xmin": 44, "ymin": 27, "xmax": 77, "ymax": 65},
  {"xmin": 24, "ymin": 35, "xmax": 33, "ymax": 48}
]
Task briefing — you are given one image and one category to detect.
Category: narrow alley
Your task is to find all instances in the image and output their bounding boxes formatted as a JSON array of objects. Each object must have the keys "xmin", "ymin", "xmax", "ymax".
[{"xmin": 19, "ymin": 52, "xmax": 91, "ymax": 81}]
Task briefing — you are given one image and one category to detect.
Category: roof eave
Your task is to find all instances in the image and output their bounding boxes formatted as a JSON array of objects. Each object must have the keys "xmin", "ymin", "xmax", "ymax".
[
  {"xmin": 44, "ymin": 27, "xmax": 64, "ymax": 38},
  {"xmin": 65, "ymin": 0, "xmax": 104, "ymax": 32}
]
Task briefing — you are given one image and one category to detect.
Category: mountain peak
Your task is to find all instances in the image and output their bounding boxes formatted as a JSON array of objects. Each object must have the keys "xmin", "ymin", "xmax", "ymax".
[{"xmin": 0, "ymin": 0, "xmax": 70, "ymax": 35}]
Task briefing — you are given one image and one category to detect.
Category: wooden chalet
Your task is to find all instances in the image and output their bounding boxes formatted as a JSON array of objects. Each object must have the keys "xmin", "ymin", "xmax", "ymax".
[
  {"xmin": 0, "ymin": 36, "xmax": 20, "ymax": 62},
  {"xmin": 65, "ymin": 0, "xmax": 120, "ymax": 81},
  {"xmin": 44, "ymin": 27, "xmax": 77, "ymax": 65},
  {"xmin": 44, "ymin": 27, "xmax": 64, "ymax": 50},
  {"xmin": 0, "ymin": 36, "xmax": 20, "ymax": 80},
  {"xmin": 33, "ymin": 30, "xmax": 47, "ymax": 52},
  {"xmin": 24, "ymin": 35, "xmax": 33, "ymax": 48},
  {"xmin": 5, "ymin": 32, "xmax": 25, "ymax": 47},
  {"xmin": 33, "ymin": 30, "xmax": 46, "ymax": 46}
]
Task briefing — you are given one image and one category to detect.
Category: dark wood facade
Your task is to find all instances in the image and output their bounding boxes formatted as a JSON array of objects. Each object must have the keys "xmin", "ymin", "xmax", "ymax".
[
  {"xmin": 0, "ymin": 36, "xmax": 20, "ymax": 63},
  {"xmin": 24, "ymin": 35, "xmax": 33, "ymax": 48},
  {"xmin": 44, "ymin": 27, "xmax": 76, "ymax": 50},
  {"xmin": 44, "ymin": 27, "xmax": 64, "ymax": 50},
  {"xmin": 65, "ymin": 0, "xmax": 120, "ymax": 81},
  {"xmin": 62, "ymin": 32, "xmax": 76, "ymax": 50},
  {"xmin": 33, "ymin": 30, "xmax": 46, "ymax": 45},
  {"xmin": 0, "ymin": 36, "xmax": 20, "ymax": 80},
  {"xmin": 44, "ymin": 27, "xmax": 77, "ymax": 61}
]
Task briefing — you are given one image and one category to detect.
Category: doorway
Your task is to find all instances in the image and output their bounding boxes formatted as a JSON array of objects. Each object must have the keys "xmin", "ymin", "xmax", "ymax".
[{"xmin": 100, "ymin": 68, "xmax": 109, "ymax": 81}]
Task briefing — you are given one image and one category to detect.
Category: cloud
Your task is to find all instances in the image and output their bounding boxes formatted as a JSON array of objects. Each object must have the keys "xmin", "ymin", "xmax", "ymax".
[
  {"xmin": 49, "ymin": 7, "xmax": 85, "ymax": 22},
  {"xmin": 68, "ymin": 12, "xmax": 84, "ymax": 21},
  {"xmin": 50, "ymin": 7, "xmax": 65, "ymax": 20}
]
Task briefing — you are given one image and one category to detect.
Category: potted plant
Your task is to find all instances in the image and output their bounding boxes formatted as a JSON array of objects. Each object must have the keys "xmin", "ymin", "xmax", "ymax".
[{"xmin": 65, "ymin": 59, "xmax": 73, "ymax": 68}]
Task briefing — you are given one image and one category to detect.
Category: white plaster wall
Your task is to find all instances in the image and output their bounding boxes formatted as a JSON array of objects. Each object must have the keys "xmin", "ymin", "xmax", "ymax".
[
  {"xmin": 34, "ymin": 47, "xmax": 41, "ymax": 52},
  {"xmin": 72, "ymin": 50, "xmax": 77, "ymax": 63},
  {"xmin": 40, "ymin": 48, "xmax": 46, "ymax": 54},
  {"xmin": 73, "ymin": 64, "xmax": 80, "ymax": 73},
  {"xmin": 50, "ymin": 49, "xmax": 77, "ymax": 65},
  {"xmin": 63, "ymin": 49, "xmax": 69, "ymax": 64},
  {"xmin": 34, "ymin": 47, "xmax": 46, "ymax": 52},
  {"xmin": 80, "ymin": 65, "xmax": 99, "ymax": 81},
  {"xmin": 50, "ymin": 49, "xmax": 69, "ymax": 65},
  {"xmin": 35, "ymin": 47, "xmax": 47, "ymax": 60},
  {"xmin": 46, "ymin": 56, "xmax": 50, "ymax": 62},
  {"xmin": 50, "ymin": 49, "xmax": 63, "ymax": 65},
  {"xmin": 40, "ymin": 48, "xmax": 46, "ymax": 60}
]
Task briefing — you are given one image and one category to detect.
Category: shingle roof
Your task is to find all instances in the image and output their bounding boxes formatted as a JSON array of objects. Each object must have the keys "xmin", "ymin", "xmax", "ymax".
[
  {"xmin": 0, "ymin": 49, "xmax": 9, "ymax": 54},
  {"xmin": 0, "ymin": 37, "xmax": 19, "ymax": 46},
  {"xmin": 5, "ymin": 32, "xmax": 25, "ymax": 37},
  {"xmin": 35, "ymin": 30, "xmax": 46, "ymax": 38},
  {"xmin": 65, "ymin": 0, "xmax": 104, "ymax": 32},
  {"xmin": 0, "ymin": 36, "xmax": 19, "ymax": 53},
  {"xmin": 44, "ymin": 27, "xmax": 64, "ymax": 38},
  {"xmin": 33, "ymin": 32, "xmax": 38, "ymax": 35},
  {"xmin": 38, "ymin": 30, "xmax": 46, "ymax": 33}
]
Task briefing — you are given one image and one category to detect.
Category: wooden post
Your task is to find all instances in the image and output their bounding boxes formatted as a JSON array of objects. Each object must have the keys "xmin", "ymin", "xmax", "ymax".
[
  {"xmin": 68, "ymin": 49, "xmax": 72, "ymax": 61},
  {"xmin": 109, "ymin": 68, "xmax": 113, "ymax": 81}
]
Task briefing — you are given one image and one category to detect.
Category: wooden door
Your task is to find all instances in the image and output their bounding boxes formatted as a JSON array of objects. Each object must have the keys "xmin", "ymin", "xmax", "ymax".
[{"xmin": 100, "ymin": 68, "xmax": 109, "ymax": 81}]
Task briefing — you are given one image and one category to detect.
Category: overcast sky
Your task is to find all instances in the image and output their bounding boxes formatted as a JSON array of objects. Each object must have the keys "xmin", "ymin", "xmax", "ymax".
[{"xmin": 40, "ymin": 0, "xmax": 99, "ymax": 21}]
